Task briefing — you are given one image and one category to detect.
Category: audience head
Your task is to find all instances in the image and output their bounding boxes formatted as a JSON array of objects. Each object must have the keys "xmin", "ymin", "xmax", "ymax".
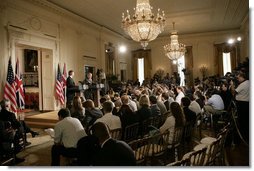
[
  {"xmin": 0, "ymin": 99, "xmax": 10, "ymax": 110},
  {"xmin": 58, "ymin": 108, "xmax": 71, "ymax": 119},
  {"xmin": 103, "ymin": 101, "xmax": 114, "ymax": 114},
  {"xmin": 121, "ymin": 94, "xmax": 129, "ymax": 105},
  {"xmin": 104, "ymin": 94, "xmax": 111, "ymax": 101},
  {"xmin": 170, "ymin": 102, "xmax": 186, "ymax": 127},
  {"xmin": 139, "ymin": 95, "xmax": 150, "ymax": 107},
  {"xmin": 83, "ymin": 99, "xmax": 95, "ymax": 109},
  {"xmin": 72, "ymin": 96, "xmax": 83, "ymax": 110},
  {"xmin": 162, "ymin": 92, "xmax": 169, "ymax": 101},
  {"xmin": 237, "ymin": 72, "xmax": 247, "ymax": 83},
  {"xmin": 100, "ymin": 97, "xmax": 107, "ymax": 105},
  {"xmin": 181, "ymin": 97, "xmax": 191, "ymax": 107},
  {"xmin": 91, "ymin": 122, "xmax": 111, "ymax": 145},
  {"xmin": 149, "ymin": 95, "xmax": 157, "ymax": 105}
]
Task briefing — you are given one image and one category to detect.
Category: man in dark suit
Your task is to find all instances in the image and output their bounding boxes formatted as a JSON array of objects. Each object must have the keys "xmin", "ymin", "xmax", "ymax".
[
  {"xmin": 66, "ymin": 70, "xmax": 77, "ymax": 108},
  {"xmin": 91, "ymin": 122, "xmax": 136, "ymax": 166}
]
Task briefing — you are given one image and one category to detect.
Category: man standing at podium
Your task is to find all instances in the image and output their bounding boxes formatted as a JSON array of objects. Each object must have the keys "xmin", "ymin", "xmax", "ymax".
[
  {"xmin": 66, "ymin": 70, "xmax": 76, "ymax": 108},
  {"xmin": 84, "ymin": 72, "xmax": 94, "ymax": 100}
]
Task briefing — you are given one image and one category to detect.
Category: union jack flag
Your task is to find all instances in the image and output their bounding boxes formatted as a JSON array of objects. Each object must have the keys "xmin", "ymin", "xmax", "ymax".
[{"xmin": 15, "ymin": 58, "xmax": 25, "ymax": 109}]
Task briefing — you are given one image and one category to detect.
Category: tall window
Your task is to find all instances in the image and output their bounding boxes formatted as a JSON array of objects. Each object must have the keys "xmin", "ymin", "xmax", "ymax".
[
  {"xmin": 177, "ymin": 56, "xmax": 185, "ymax": 86},
  {"xmin": 223, "ymin": 52, "xmax": 231, "ymax": 75},
  {"xmin": 138, "ymin": 58, "xmax": 144, "ymax": 84}
]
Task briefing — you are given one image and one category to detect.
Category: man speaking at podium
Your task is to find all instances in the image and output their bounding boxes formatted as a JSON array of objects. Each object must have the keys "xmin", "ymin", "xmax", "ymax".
[
  {"xmin": 84, "ymin": 72, "xmax": 94, "ymax": 100},
  {"xmin": 66, "ymin": 70, "xmax": 78, "ymax": 108}
]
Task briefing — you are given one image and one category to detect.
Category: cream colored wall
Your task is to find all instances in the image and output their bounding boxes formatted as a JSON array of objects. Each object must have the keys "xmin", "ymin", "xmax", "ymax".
[
  {"xmin": 0, "ymin": 0, "xmax": 132, "ymax": 108},
  {"xmin": 0, "ymin": 0, "xmax": 249, "ymax": 103},
  {"xmin": 149, "ymin": 28, "xmax": 247, "ymax": 81}
]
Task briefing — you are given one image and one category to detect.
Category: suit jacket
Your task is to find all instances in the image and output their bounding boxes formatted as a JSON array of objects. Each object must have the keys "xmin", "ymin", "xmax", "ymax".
[
  {"xmin": 66, "ymin": 76, "xmax": 76, "ymax": 103},
  {"xmin": 0, "ymin": 109, "xmax": 21, "ymax": 129},
  {"xmin": 150, "ymin": 104, "xmax": 161, "ymax": 117},
  {"xmin": 93, "ymin": 138, "xmax": 136, "ymax": 166}
]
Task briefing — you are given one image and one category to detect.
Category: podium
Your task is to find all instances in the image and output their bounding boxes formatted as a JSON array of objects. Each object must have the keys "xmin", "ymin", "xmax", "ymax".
[{"xmin": 79, "ymin": 83, "xmax": 104, "ymax": 107}]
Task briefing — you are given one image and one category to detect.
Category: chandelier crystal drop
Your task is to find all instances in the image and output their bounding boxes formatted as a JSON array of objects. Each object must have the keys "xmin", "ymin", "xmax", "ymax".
[
  {"xmin": 164, "ymin": 22, "xmax": 186, "ymax": 61},
  {"xmin": 122, "ymin": 0, "xmax": 165, "ymax": 49}
]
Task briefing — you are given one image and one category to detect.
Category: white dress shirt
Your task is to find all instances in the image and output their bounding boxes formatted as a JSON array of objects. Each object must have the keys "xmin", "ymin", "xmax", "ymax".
[
  {"xmin": 54, "ymin": 117, "xmax": 86, "ymax": 148},
  {"xmin": 95, "ymin": 112, "xmax": 121, "ymax": 130},
  {"xmin": 235, "ymin": 80, "xmax": 249, "ymax": 102}
]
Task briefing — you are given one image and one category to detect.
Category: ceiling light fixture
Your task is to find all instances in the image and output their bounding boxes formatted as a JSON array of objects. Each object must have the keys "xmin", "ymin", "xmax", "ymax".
[
  {"xmin": 164, "ymin": 22, "xmax": 186, "ymax": 61},
  {"xmin": 122, "ymin": 0, "xmax": 165, "ymax": 49}
]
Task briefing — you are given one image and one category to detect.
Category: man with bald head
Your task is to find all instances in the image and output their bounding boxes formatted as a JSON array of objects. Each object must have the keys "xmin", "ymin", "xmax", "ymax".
[{"xmin": 91, "ymin": 122, "xmax": 136, "ymax": 166}]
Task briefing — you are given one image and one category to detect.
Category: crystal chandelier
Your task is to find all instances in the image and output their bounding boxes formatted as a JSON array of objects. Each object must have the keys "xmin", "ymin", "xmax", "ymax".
[
  {"xmin": 164, "ymin": 22, "xmax": 186, "ymax": 61},
  {"xmin": 122, "ymin": 0, "xmax": 165, "ymax": 49}
]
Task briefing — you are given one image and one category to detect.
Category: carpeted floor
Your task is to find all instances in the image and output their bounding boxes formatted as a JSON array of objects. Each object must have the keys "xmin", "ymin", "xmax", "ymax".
[{"xmin": 15, "ymin": 128, "xmax": 54, "ymax": 166}]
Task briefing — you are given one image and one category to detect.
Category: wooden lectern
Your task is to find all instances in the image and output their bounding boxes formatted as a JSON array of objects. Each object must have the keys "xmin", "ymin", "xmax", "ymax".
[{"xmin": 79, "ymin": 83, "xmax": 104, "ymax": 107}]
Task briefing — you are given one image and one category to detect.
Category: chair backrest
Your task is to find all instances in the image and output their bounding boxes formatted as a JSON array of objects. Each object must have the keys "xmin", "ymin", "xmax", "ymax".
[
  {"xmin": 150, "ymin": 129, "xmax": 170, "ymax": 157},
  {"xmin": 150, "ymin": 116, "xmax": 161, "ymax": 128},
  {"xmin": 189, "ymin": 147, "xmax": 207, "ymax": 166},
  {"xmin": 128, "ymin": 136, "xmax": 152, "ymax": 165},
  {"xmin": 110, "ymin": 128, "xmax": 122, "ymax": 140},
  {"xmin": 140, "ymin": 118, "xmax": 152, "ymax": 137},
  {"xmin": 183, "ymin": 122, "xmax": 193, "ymax": 141},
  {"xmin": 167, "ymin": 157, "xmax": 190, "ymax": 166},
  {"xmin": 170, "ymin": 126, "xmax": 184, "ymax": 148},
  {"xmin": 123, "ymin": 122, "xmax": 139, "ymax": 142},
  {"xmin": 205, "ymin": 135, "xmax": 222, "ymax": 165}
]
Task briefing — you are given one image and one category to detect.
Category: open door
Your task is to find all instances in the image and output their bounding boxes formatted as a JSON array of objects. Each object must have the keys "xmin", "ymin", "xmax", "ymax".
[{"xmin": 41, "ymin": 49, "xmax": 54, "ymax": 110}]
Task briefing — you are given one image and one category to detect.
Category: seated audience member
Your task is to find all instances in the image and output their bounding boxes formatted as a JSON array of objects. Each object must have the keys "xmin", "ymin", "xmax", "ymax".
[
  {"xmin": 94, "ymin": 101, "xmax": 121, "ymax": 130},
  {"xmin": 136, "ymin": 95, "xmax": 152, "ymax": 123},
  {"xmin": 76, "ymin": 134, "xmax": 100, "ymax": 166},
  {"xmin": 181, "ymin": 97, "xmax": 197, "ymax": 126},
  {"xmin": 91, "ymin": 122, "xmax": 136, "ymax": 166},
  {"xmin": 112, "ymin": 99, "xmax": 122, "ymax": 116},
  {"xmin": 118, "ymin": 95, "xmax": 138, "ymax": 130},
  {"xmin": 204, "ymin": 89, "xmax": 225, "ymax": 114},
  {"xmin": 51, "ymin": 108, "xmax": 86, "ymax": 166},
  {"xmin": 70, "ymin": 96, "xmax": 85, "ymax": 121},
  {"xmin": 83, "ymin": 100, "xmax": 103, "ymax": 129},
  {"xmin": 99, "ymin": 97, "xmax": 107, "ymax": 113},
  {"xmin": 149, "ymin": 95, "xmax": 161, "ymax": 116},
  {"xmin": 0, "ymin": 99, "xmax": 33, "ymax": 163},
  {"xmin": 126, "ymin": 94, "xmax": 138, "ymax": 112},
  {"xmin": 162, "ymin": 92, "xmax": 170, "ymax": 111},
  {"xmin": 194, "ymin": 90, "xmax": 205, "ymax": 109},
  {"xmin": 160, "ymin": 102, "xmax": 186, "ymax": 144},
  {"xmin": 186, "ymin": 93, "xmax": 202, "ymax": 115}
]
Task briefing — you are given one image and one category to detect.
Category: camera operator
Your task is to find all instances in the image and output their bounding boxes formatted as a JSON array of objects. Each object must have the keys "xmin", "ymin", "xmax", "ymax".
[{"xmin": 231, "ymin": 72, "xmax": 249, "ymax": 144}]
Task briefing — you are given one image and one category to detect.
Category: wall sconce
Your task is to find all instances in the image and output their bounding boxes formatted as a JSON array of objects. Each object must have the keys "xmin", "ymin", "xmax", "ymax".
[
  {"xmin": 199, "ymin": 65, "xmax": 208, "ymax": 78},
  {"xmin": 33, "ymin": 65, "xmax": 38, "ymax": 72}
]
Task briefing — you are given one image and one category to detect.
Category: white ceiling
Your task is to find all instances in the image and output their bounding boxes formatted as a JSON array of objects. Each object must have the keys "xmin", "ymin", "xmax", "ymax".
[{"xmin": 46, "ymin": 0, "xmax": 249, "ymax": 38}]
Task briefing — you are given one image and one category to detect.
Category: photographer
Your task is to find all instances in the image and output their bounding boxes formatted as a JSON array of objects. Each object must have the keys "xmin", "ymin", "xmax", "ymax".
[{"xmin": 231, "ymin": 72, "xmax": 249, "ymax": 144}]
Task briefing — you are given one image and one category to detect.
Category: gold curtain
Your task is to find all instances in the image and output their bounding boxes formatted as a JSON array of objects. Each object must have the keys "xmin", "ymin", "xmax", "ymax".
[
  {"xmin": 185, "ymin": 46, "xmax": 193, "ymax": 86},
  {"xmin": 214, "ymin": 43, "xmax": 237, "ymax": 76},
  {"xmin": 132, "ymin": 49, "xmax": 151, "ymax": 81}
]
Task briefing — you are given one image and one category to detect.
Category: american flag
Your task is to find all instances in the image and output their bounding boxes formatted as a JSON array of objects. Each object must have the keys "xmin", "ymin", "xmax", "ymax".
[
  {"xmin": 61, "ymin": 63, "xmax": 67, "ymax": 103},
  {"xmin": 4, "ymin": 58, "xmax": 17, "ymax": 113},
  {"xmin": 56, "ymin": 64, "xmax": 64, "ymax": 105},
  {"xmin": 15, "ymin": 58, "xmax": 25, "ymax": 109}
]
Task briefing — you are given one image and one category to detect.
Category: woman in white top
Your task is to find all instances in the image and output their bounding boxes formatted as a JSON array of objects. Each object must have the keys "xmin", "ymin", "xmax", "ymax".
[{"xmin": 160, "ymin": 102, "xmax": 186, "ymax": 144}]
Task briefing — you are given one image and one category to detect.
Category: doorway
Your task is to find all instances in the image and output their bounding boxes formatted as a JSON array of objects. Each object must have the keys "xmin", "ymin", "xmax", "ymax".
[{"xmin": 15, "ymin": 44, "xmax": 54, "ymax": 111}]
